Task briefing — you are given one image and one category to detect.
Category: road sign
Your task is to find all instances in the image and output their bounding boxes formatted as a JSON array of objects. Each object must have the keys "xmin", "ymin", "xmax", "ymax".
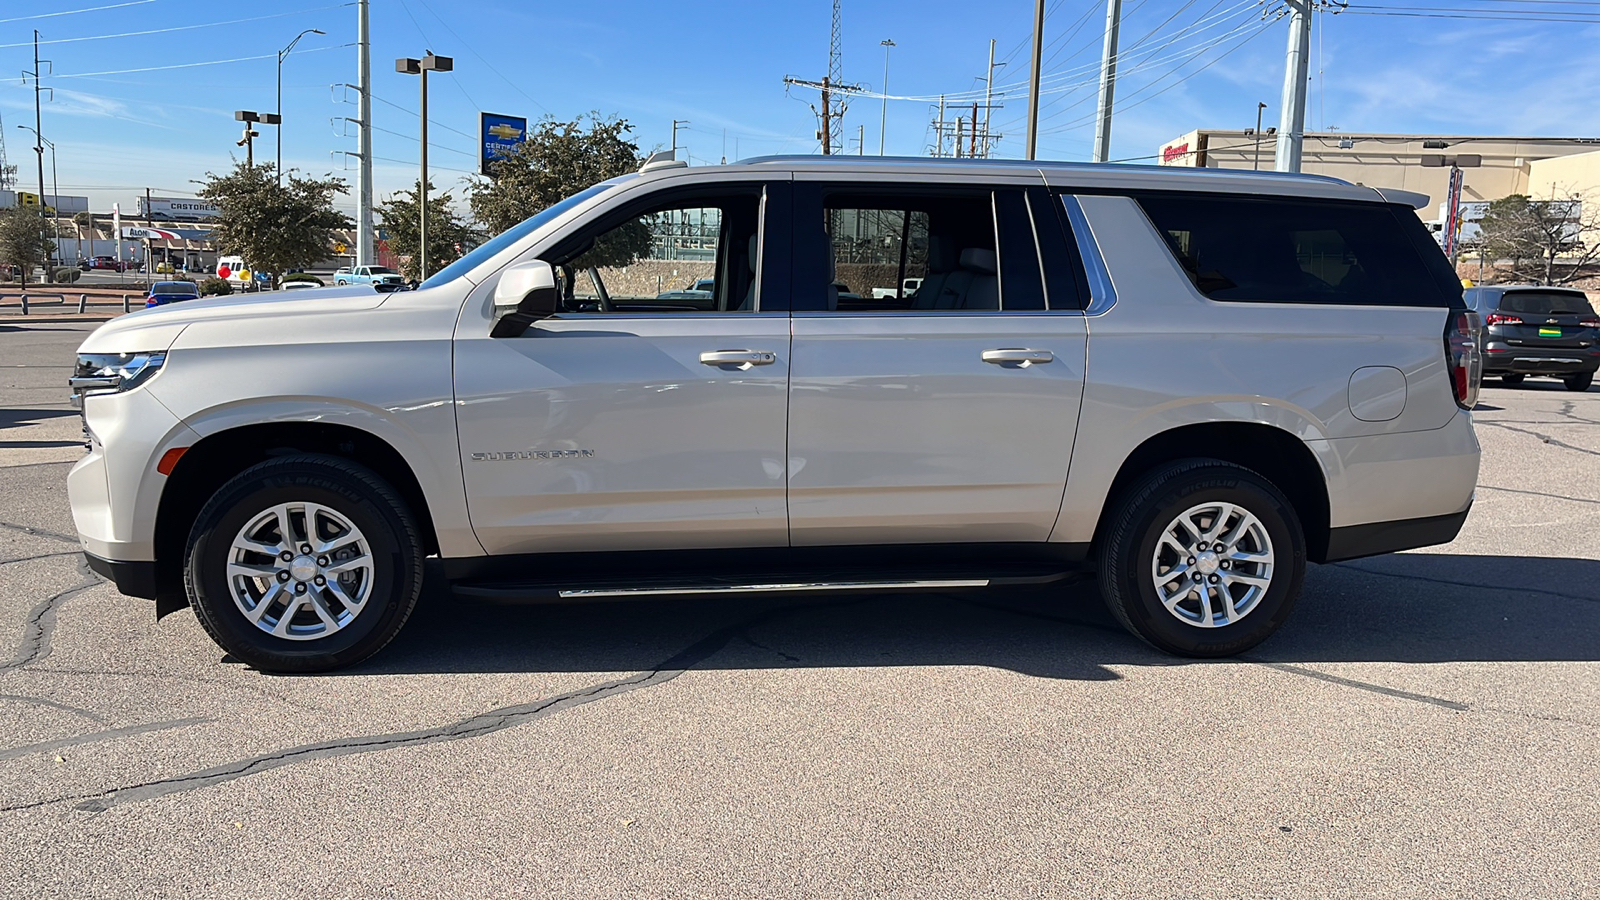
[
  {"xmin": 480, "ymin": 112, "xmax": 528, "ymax": 176},
  {"xmin": 334, "ymin": 242, "xmax": 347, "ymax": 255}
]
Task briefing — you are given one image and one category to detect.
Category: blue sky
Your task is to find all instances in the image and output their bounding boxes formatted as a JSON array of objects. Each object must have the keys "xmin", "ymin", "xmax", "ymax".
[{"xmin": 2, "ymin": 0, "xmax": 1598, "ymax": 216}]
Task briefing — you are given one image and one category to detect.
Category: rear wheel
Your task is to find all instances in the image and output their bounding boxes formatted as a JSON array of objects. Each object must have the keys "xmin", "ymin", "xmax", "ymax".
[
  {"xmin": 1500, "ymin": 373, "xmax": 1525, "ymax": 386},
  {"xmin": 1564, "ymin": 372, "xmax": 1593, "ymax": 392},
  {"xmin": 1097, "ymin": 459, "xmax": 1306, "ymax": 657},
  {"xmin": 184, "ymin": 455, "xmax": 424, "ymax": 673}
]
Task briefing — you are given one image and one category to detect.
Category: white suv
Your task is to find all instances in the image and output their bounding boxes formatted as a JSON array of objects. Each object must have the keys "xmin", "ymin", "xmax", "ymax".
[{"xmin": 67, "ymin": 157, "xmax": 1482, "ymax": 672}]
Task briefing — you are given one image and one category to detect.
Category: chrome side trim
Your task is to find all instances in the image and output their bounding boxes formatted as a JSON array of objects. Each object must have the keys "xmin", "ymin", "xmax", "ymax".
[
  {"xmin": 558, "ymin": 578, "xmax": 990, "ymax": 599},
  {"xmin": 1060, "ymin": 195, "xmax": 1117, "ymax": 316}
]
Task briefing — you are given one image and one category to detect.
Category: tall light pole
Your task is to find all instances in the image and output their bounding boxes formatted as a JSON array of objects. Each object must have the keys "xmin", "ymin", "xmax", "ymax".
[
  {"xmin": 396, "ymin": 53, "xmax": 452, "ymax": 282},
  {"xmin": 672, "ymin": 119, "xmax": 688, "ymax": 155},
  {"xmin": 879, "ymin": 39, "xmax": 894, "ymax": 156},
  {"xmin": 233, "ymin": 110, "xmax": 277, "ymax": 166},
  {"xmin": 1025, "ymin": 0, "xmax": 1044, "ymax": 160},
  {"xmin": 276, "ymin": 28, "xmax": 324, "ymax": 185}
]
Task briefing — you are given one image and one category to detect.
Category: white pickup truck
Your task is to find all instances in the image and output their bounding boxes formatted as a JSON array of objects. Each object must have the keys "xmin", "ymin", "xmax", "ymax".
[{"xmin": 871, "ymin": 277, "xmax": 924, "ymax": 300}]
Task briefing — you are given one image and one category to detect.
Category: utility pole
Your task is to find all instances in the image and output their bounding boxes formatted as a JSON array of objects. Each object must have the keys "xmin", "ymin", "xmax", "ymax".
[
  {"xmin": 356, "ymin": 0, "xmax": 374, "ymax": 266},
  {"xmin": 1091, "ymin": 0, "xmax": 1122, "ymax": 163},
  {"xmin": 955, "ymin": 116, "xmax": 965, "ymax": 159},
  {"xmin": 672, "ymin": 119, "xmax": 687, "ymax": 155},
  {"xmin": 784, "ymin": 75, "xmax": 861, "ymax": 155},
  {"xmin": 1025, "ymin": 0, "xmax": 1044, "ymax": 160},
  {"xmin": 1275, "ymin": 0, "xmax": 1312, "ymax": 173},
  {"xmin": 970, "ymin": 102, "xmax": 979, "ymax": 158},
  {"xmin": 857, "ymin": 124, "xmax": 865, "ymax": 155},
  {"xmin": 936, "ymin": 94, "xmax": 946, "ymax": 157},
  {"xmin": 879, "ymin": 39, "xmax": 894, "ymax": 155},
  {"xmin": 28, "ymin": 31, "xmax": 50, "ymax": 266},
  {"xmin": 983, "ymin": 39, "xmax": 1006, "ymax": 159}
]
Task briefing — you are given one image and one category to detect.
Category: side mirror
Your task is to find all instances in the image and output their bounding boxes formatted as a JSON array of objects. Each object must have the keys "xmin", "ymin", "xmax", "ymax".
[{"xmin": 493, "ymin": 259, "xmax": 558, "ymax": 318}]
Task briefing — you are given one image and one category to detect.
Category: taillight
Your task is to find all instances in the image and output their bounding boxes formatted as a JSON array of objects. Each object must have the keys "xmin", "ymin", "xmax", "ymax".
[
  {"xmin": 1484, "ymin": 313, "xmax": 1522, "ymax": 326},
  {"xmin": 1582, "ymin": 316, "xmax": 1600, "ymax": 330},
  {"xmin": 1446, "ymin": 309, "xmax": 1482, "ymax": 410}
]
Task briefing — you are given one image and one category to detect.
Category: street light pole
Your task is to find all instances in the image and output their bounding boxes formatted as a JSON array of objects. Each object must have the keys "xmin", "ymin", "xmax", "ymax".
[
  {"xmin": 233, "ymin": 110, "xmax": 276, "ymax": 167},
  {"xmin": 879, "ymin": 39, "xmax": 894, "ymax": 156},
  {"xmin": 1253, "ymin": 101, "xmax": 1266, "ymax": 171},
  {"xmin": 276, "ymin": 28, "xmax": 325, "ymax": 186},
  {"xmin": 396, "ymin": 54, "xmax": 453, "ymax": 282}
]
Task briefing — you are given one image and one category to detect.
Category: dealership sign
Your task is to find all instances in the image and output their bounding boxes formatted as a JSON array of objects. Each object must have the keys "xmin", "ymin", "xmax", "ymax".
[{"xmin": 480, "ymin": 112, "xmax": 527, "ymax": 176}]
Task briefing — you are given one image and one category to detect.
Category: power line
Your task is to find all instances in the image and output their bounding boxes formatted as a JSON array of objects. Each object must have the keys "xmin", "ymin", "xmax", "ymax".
[
  {"xmin": 0, "ymin": 1, "xmax": 156, "ymax": 25},
  {"xmin": 369, "ymin": 123, "xmax": 477, "ymax": 159},
  {"xmin": 50, "ymin": 43, "xmax": 352, "ymax": 79},
  {"xmin": 370, "ymin": 93, "xmax": 478, "ymax": 141},
  {"xmin": 410, "ymin": 0, "xmax": 551, "ymax": 114},
  {"xmin": 0, "ymin": 4, "xmax": 352, "ymax": 49}
]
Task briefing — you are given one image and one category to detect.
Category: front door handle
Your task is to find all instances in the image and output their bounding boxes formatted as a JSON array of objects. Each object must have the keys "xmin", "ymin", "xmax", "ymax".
[
  {"xmin": 981, "ymin": 348, "xmax": 1053, "ymax": 366},
  {"xmin": 700, "ymin": 350, "xmax": 777, "ymax": 369}
]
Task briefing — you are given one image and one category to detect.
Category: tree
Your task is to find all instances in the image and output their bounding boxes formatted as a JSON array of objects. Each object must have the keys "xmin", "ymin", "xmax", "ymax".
[
  {"xmin": 0, "ymin": 205, "xmax": 56, "ymax": 285},
  {"xmin": 196, "ymin": 162, "xmax": 351, "ymax": 286},
  {"xmin": 377, "ymin": 179, "xmax": 478, "ymax": 281},
  {"xmin": 1475, "ymin": 191, "xmax": 1600, "ymax": 285},
  {"xmin": 468, "ymin": 115, "xmax": 642, "ymax": 236}
]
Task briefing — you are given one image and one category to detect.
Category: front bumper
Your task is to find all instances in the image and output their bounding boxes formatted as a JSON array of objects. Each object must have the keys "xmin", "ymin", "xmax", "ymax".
[{"xmin": 84, "ymin": 552, "xmax": 157, "ymax": 599}]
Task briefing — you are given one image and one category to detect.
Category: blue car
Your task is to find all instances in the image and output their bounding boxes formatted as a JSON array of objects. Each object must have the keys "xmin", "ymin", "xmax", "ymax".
[{"xmin": 145, "ymin": 281, "xmax": 201, "ymax": 308}]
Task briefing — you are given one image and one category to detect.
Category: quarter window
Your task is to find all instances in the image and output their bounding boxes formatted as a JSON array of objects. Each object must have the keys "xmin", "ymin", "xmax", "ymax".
[{"xmin": 1135, "ymin": 194, "xmax": 1453, "ymax": 307}]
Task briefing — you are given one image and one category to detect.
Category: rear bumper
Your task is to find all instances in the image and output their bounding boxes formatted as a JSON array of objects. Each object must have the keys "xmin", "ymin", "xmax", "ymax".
[
  {"xmin": 1482, "ymin": 343, "xmax": 1600, "ymax": 374},
  {"xmin": 84, "ymin": 552, "xmax": 157, "ymax": 599},
  {"xmin": 1322, "ymin": 504, "xmax": 1472, "ymax": 563}
]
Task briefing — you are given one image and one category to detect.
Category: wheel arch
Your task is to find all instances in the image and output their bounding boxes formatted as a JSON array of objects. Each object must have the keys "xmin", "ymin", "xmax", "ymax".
[
  {"xmin": 152, "ymin": 421, "xmax": 440, "ymax": 611},
  {"xmin": 1091, "ymin": 422, "xmax": 1333, "ymax": 564}
]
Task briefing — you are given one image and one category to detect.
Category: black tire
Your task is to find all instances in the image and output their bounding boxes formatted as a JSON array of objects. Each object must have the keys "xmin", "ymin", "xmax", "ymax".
[
  {"xmin": 1564, "ymin": 372, "xmax": 1593, "ymax": 392},
  {"xmin": 1500, "ymin": 373, "xmax": 1525, "ymax": 386},
  {"xmin": 184, "ymin": 455, "xmax": 424, "ymax": 673},
  {"xmin": 1097, "ymin": 459, "xmax": 1306, "ymax": 657}
]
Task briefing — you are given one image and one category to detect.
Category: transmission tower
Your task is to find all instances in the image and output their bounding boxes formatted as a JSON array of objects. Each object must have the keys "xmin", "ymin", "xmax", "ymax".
[
  {"xmin": 782, "ymin": 0, "xmax": 860, "ymax": 155},
  {"xmin": 0, "ymin": 110, "xmax": 14, "ymax": 192}
]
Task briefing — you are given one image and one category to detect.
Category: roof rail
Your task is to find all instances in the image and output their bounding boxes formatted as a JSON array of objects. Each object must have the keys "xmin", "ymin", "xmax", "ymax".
[{"xmin": 733, "ymin": 153, "xmax": 1351, "ymax": 185}]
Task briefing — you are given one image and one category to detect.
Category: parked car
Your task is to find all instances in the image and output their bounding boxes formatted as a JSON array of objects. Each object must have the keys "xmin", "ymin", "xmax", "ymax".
[
  {"xmin": 144, "ymin": 281, "xmax": 201, "ymax": 308},
  {"xmin": 1464, "ymin": 284, "xmax": 1600, "ymax": 390},
  {"xmin": 871, "ymin": 277, "xmax": 925, "ymax": 300},
  {"xmin": 86, "ymin": 256, "xmax": 129, "ymax": 272},
  {"xmin": 333, "ymin": 265, "xmax": 405, "ymax": 288},
  {"xmin": 67, "ymin": 156, "xmax": 1481, "ymax": 673}
]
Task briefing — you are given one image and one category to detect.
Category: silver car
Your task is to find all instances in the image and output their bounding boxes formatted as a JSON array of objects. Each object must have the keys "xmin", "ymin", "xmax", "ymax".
[{"xmin": 68, "ymin": 156, "xmax": 1481, "ymax": 672}]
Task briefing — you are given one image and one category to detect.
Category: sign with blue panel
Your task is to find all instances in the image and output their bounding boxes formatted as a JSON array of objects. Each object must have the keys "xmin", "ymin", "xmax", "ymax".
[{"xmin": 480, "ymin": 112, "xmax": 528, "ymax": 176}]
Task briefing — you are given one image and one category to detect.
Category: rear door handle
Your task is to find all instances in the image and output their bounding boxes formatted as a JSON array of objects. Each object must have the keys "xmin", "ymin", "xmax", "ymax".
[
  {"xmin": 700, "ymin": 350, "xmax": 777, "ymax": 369},
  {"xmin": 981, "ymin": 348, "xmax": 1053, "ymax": 366}
]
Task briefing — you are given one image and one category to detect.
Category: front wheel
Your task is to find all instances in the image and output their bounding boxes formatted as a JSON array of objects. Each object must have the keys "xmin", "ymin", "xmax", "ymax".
[
  {"xmin": 1564, "ymin": 372, "xmax": 1593, "ymax": 392},
  {"xmin": 1097, "ymin": 459, "xmax": 1306, "ymax": 657},
  {"xmin": 184, "ymin": 455, "xmax": 424, "ymax": 673}
]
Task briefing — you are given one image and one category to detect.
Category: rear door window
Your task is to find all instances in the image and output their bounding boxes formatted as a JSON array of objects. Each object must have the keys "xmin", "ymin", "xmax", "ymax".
[{"xmin": 1134, "ymin": 193, "xmax": 1456, "ymax": 307}]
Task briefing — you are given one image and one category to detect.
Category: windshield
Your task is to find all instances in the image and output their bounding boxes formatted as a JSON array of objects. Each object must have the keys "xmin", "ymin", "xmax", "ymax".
[
  {"xmin": 421, "ymin": 179, "xmax": 627, "ymax": 290},
  {"xmin": 1498, "ymin": 290, "xmax": 1595, "ymax": 316}
]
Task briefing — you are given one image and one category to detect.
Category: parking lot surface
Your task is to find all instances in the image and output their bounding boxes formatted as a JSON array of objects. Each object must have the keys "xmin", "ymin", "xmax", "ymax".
[{"xmin": 2, "ymin": 321, "xmax": 1596, "ymax": 898}]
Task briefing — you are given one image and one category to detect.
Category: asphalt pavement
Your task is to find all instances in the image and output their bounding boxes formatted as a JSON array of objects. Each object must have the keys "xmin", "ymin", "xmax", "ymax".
[{"xmin": 1, "ymin": 321, "xmax": 1597, "ymax": 898}]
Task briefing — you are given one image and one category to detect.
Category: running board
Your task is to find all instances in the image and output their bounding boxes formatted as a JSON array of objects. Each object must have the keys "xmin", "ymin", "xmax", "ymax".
[
  {"xmin": 451, "ymin": 569, "xmax": 1075, "ymax": 603},
  {"xmin": 556, "ymin": 578, "xmax": 990, "ymax": 599}
]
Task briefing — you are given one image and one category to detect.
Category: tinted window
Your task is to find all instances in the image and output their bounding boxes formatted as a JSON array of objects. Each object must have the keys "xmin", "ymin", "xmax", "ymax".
[
  {"xmin": 1135, "ymin": 194, "xmax": 1452, "ymax": 307},
  {"xmin": 1496, "ymin": 290, "xmax": 1595, "ymax": 316}
]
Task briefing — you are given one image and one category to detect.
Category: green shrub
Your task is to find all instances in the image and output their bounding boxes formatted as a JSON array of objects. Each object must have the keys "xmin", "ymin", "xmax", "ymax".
[
  {"xmin": 282, "ymin": 272, "xmax": 324, "ymax": 286},
  {"xmin": 199, "ymin": 277, "xmax": 233, "ymax": 297}
]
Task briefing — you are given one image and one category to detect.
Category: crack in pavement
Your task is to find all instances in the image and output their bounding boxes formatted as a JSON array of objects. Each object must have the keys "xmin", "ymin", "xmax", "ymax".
[
  {"xmin": 0, "ymin": 717, "xmax": 212, "ymax": 762},
  {"xmin": 22, "ymin": 667, "xmax": 327, "ymax": 714},
  {"xmin": 1477, "ymin": 484, "xmax": 1600, "ymax": 506},
  {"xmin": 2, "ymin": 599, "xmax": 861, "ymax": 814},
  {"xmin": 1249, "ymin": 661, "xmax": 1468, "ymax": 711},
  {"xmin": 1, "ymin": 558, "xmax": 103, "ymax": 672},
  {"xmin": 0, "ymin": 550, "xmax": 83, "ymax": 566},
  {"xmin": 1331, "ymin": 561, "xmax": 1600, "ymax": 604},
  {"xmin": 0, "ymin": 693, "xmax": 107, "ymax": 724},
  {"xmin": 0, "ymin": 521, "xmax": 80, "ymax": 546},
  {"xmin": 1478, "ymin": 422, "xmax": 1600, "ymax": 458}
]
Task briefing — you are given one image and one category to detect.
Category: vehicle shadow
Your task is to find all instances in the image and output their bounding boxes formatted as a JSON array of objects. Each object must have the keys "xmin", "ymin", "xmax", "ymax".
[
  {"xmin": 352, "ymin": 552, "xmax": 1600, "ymax": 679},
  {"xmin": 0, "ymin": 408, "xmax": 80, "ymax": 430}
]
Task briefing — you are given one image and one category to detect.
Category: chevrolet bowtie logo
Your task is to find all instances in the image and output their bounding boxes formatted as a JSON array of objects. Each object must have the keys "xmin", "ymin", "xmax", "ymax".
[{"xmin": 488, "ymin": 124, "xmax": 522, "ymax": 140}]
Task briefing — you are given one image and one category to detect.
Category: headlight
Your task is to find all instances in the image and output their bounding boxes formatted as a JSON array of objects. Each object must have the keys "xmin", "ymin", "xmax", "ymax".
[{"xmin": 69, "ymin": 351, "xmax": 166, "ymax": 406}]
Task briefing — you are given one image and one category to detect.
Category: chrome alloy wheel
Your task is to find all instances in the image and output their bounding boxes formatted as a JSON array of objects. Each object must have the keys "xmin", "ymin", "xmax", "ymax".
[
  {"xmin": 227, "ymin": 502, "xmax": 375, "ymax": 641},
  {"xmin": 1149, "ymin": 501, "xmax": 1275, "ymax": 628}
]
